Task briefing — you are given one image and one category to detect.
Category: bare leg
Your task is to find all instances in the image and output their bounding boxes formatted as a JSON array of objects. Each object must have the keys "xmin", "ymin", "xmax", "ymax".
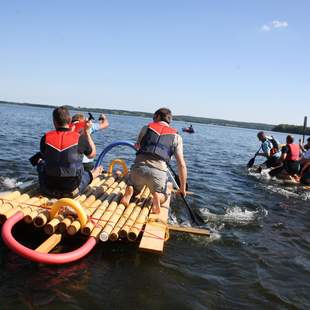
[
  {"xmin": 121, "ymin": 186, "xmax": 134, "ymax": 207},
  {"xmin": 151, "ymin": 192, "xmax": 166, "ymax": 215}
]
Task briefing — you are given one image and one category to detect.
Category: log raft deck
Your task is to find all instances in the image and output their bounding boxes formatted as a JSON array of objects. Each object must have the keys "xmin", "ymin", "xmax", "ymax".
[{"xmin": 0, "ymin": 170, "xmax": 209, "ymax": 264}]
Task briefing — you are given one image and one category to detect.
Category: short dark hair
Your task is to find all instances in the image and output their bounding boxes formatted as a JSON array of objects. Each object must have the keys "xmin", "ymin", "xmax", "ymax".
[
  {"xmin": 153, "ymin": 108, "xmax": 172, "ymax": 124},
  {"xmin": 53, "ymin": 106, "xmax": 71, "ymax": 126},
  {"xmin": 287, "ymin": 135, "xmax": 294, "ymax": 144}
]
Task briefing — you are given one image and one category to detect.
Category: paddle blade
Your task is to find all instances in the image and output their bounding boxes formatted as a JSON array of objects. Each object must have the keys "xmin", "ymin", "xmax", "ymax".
[{"xmin": 247, "ymin": 157, "xmax": 255, "ymax": 168}]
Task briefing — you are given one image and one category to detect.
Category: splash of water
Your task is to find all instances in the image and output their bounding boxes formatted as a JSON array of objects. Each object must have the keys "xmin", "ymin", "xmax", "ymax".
[{"xmin": 0, "ymin": 176, "xmax": 22, "ymax": 190}]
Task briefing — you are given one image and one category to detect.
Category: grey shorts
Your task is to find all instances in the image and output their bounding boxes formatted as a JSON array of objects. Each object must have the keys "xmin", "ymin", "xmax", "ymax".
[{"xmin": 127, "ymin": 163, "xmax": 168, "ymax": 194}]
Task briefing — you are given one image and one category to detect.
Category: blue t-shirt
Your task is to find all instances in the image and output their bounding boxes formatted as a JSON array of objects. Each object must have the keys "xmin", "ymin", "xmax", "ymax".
[{"xmin": 262, "ymin": 139, "xmax": 281, "ymax": 158}]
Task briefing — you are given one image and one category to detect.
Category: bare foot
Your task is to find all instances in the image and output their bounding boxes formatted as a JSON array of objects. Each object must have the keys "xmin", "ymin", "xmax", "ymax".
[
  {"xmin": 91, "ymin": 166, "xmax": 103, "ymax": 179},
  {"xmin": 120, "ymin": 186, "xmax": 134, "ymax": 207}
]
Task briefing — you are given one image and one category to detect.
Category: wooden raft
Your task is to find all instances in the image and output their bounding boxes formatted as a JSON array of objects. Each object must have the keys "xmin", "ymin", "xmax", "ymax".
[{"xmin": 0, "ymin": 173, "xmax": 209, "ymax": 256}]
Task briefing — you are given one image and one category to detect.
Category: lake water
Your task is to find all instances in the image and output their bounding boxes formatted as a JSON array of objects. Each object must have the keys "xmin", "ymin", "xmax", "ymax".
[{"xmin": 0, "ymin": 103, "xmax": 309, "ymax": 309}]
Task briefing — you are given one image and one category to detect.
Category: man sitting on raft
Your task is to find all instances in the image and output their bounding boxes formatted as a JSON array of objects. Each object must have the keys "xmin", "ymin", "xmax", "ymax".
[
  {"xmin": 256, "ymin": 131, "xmax": 281, "ymax": 168},
  {"xmin": 121, "ymin": 108, "xmax": 188, "ymax": 214},
  {"xmin": 36, "ymin": 106, "xmax": 102, "ymax": 197},
  {"xmin": 269, "ymin": 135, "xmax": 301, "ymax": 181}
]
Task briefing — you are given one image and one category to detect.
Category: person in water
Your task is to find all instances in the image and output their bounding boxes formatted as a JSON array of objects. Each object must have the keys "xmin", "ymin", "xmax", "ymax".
[
  {"xmin": 256, "ymin": 131, "xmax": 281, "ymax": 168},
  {"xmin": 37, "ymin": 106, "xmax": 102, "ymax": 197},
  {"xmin": 121, "ymin": 108, "xmax": 188, "ymax": 214},
  {"xmin": 71, "ymin": 113, "xmax": 109, "ymax": 171}
]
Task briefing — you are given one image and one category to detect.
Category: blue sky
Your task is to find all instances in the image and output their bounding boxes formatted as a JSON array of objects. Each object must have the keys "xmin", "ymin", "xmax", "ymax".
[{"xmin": 0, "ymin": 0, "xmax": 309, "ymax": 124}]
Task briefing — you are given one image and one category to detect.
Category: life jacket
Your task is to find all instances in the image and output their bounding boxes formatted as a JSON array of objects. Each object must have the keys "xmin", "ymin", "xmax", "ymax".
[
  {"xmin": 267, "ymin": 136, "xmax": 279, "ymax": 156},
  {"xmin": 138, "ymin": 122, "xmax": 178, "ymax": 162},
  {"xmin": 43, "ymin": 130, "xmax": 83, "ymax": 178},
  {"xmin": 69, "ymin": 120, "xmax": 86, "ymax": 134},
  {"xmin": 286, "ymin": 143, "xmax": 300, "ymax": 161}
]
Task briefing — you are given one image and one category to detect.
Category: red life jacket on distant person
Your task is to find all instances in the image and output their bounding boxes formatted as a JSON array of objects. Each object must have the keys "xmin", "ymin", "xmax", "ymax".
[
  {"xmin": 138, "ymin": 122, "xmax": 178, "ymax": 162},
  {"xmin": 43, "ymin": 130, "xmax": 83, "ymax": 178},
  {"xmin": 69, "ymin": 120, "xmax": 86, "ymax": 134},
  {"xmin": 286, "ymin": 143, "xmax": 300, "ymax": 161}
]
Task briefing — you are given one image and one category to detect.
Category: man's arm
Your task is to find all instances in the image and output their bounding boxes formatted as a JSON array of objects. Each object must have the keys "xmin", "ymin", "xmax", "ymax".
[
  {"xmin": 135, "ymin": 126, "xmax": 148, "ymax": 150},
  {"xmin": 98, "ymin": 114, "xmax": 109, "ymax": 130},
  {"xmin": 174, "ymin": 136, "xmax": 187, "ymax": 197},
  {"xmin": 82, "ymin": 121, "xmax": 96, "ymax": 159},
  {"xmin": 281, "ymin": 146, "xmax": 288, "ymax": 161}
]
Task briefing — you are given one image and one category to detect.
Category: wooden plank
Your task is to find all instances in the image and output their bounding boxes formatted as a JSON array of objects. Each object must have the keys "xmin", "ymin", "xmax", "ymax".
[
  {"xmin": 139, "ymin": 185, "xmax": 172, "ymax": 254},
  {"xmin": 35, "ymin": 233, "xmax": 62, "ymax": 253},
  {"xmin": 168, "ymin": 224, "xmax": 210, "ymax": 236}
]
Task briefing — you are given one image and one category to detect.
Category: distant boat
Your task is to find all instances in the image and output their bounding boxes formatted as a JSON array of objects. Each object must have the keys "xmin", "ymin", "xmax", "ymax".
[{"xmin": 182, "ymin": 126, "xmax": 195, "ymax": 133}]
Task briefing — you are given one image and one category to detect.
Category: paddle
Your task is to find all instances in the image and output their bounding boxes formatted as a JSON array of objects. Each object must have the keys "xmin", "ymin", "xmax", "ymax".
[
  {"xmin": 166, "ymin": 164, "xmax": 204, "ymax": 226},
  {"xmin": 247, "ymin": 146, "xmax": 262, "ymax": 168},
  {"xmin": 302, "ymin": 116, "xmax": 307, "ymax": 144}
]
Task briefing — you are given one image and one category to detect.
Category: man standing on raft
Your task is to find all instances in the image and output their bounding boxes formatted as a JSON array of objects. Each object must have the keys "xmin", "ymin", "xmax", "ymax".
[
  {"xmin": 121, "ymin": 108, "xmax": 188, "ymax": 214},
  {"xmin": 37, "ymin": 106, "xmax": 102, "ymax": 197}
]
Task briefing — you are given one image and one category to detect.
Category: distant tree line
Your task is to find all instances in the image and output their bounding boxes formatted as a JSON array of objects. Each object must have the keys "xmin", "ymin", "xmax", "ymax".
[
  {"xmin": 272, "ymin": 124, "xmax": 310, "ymax": 135},
  {"xmin": 0, "ymin": 100, "xmax": 274, "ymax": 131}
]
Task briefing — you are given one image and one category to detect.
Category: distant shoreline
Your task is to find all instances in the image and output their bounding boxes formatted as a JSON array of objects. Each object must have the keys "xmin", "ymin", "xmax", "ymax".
[
  {"xmin": 0, "ymin": 100, "xmax": 276, "ymax": 131},
  {"xmin": 1, "ymin": 100, "xmax": 307, "ymax": 135}
]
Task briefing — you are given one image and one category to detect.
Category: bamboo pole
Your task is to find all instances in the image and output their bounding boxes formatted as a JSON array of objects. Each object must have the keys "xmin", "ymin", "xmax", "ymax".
[
  {"xmin": 35, "ymin": 233, "xmax": 63, "ymax": 253},
  {"xmin": 0, "ymin": 196, "xmax": 45, "ymax": 223},
  {"xmin": 127, "ymin": 197, "xmax": 153, "ymax": 242},
  {"xmin": 0, "ymin": 191, "xmax": 21, "ymax": 206},
  {"xmin": 0, "ymin": 193, "xmax": 31, "ymax": 216},
  {"xmin": 90, "ymin": 187, "xmax": 126, "ymax": 240},
  {"xmin": 107, "ymin": 187, "xmax": 150, "ymax": 242},
  {"xmin": 40, "ymin": 177, "xmax": 106, "ymax": 234},
  {"xmin": 119, "ymin": 192, "xmax": 151, "ymax": 239},
  {"xmin": 61, "ymin": 177, "xmax": 116, "ymax": 234},
  {"xmin": 1, "ymin": 196, "xmax": 49, "ymax": 223},
  {"xmin": 82, "ymin": 180, "xmax": 127, "ymax": 236}
]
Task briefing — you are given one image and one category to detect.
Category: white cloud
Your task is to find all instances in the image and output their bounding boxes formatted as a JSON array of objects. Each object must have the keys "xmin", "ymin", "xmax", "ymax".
[
  {"xmin": 272, "ymin": 20, "xmax": 289, "ymax": 28},
  {"xmin": 261, "ymin": 25, "xmax": 271, "ymax": 32},
  {"xmin": 261, "ymin": 20, "xmax": 288, "ymax": 31}
]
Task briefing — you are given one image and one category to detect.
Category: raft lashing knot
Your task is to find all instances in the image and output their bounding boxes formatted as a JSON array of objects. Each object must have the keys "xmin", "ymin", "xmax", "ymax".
[
  {"xmin": 49, "ymin": 198, "xmax": 88, "ymax": 228},
  {"xmin": 108, "ymin": 159, "xmax": 128, "ymax": 176}
]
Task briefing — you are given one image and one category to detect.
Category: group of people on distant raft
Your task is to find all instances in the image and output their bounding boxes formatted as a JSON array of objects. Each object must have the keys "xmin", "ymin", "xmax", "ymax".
[
  {"xmin": 30, "ymin": 106, "xmax": 187, "ymax": 215},
  {"xmin": 255, "ymin": 131, "xmax": 310, "ymax": 185}
]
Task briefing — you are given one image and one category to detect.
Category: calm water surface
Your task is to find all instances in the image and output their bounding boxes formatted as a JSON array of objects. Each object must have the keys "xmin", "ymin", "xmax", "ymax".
[{"xmin": 0, "ymin": 104, "xmax": 309, "ymax": 309}]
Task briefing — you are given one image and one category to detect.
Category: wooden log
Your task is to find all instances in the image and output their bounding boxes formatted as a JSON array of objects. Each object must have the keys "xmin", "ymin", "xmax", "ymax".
[
  {"xmin": 42, "ymin": 193, "xmax": 89, "ymax": 234},
  {"xmin": 139, "ymin": 184, "xmax": 172, "ymax": 254},
  {"xmin": 81, "ymin": 180, "xmax": 126, "ymax": 235},
  {"xmin": 90, "ymin": 187, "xmax": 126, "ymax": 240},
  {"xmin": 0, "ymin": 196, "xmax": 48, "ymax": 223},
  {"xmin": 0, "ymin": 193, "xmax": 31, "ymax": 216},
  {"xmin": 127, "ymin": 197, "xmax": 152, "ymax": 242},
  {"xmin": 44, "ymin": 215, "xmax": 66, "ymax": 235},
  {"xmin": 64, "ymin": 177, "xmax": 116, "ymax": 234},
  {"xmin": 97, "ymin": 186, "xmax": 148, "ymax": 242},
  {"xmin": 168, "ymin": 225, "xmax": 210, "ymax": 236},
  {"xmin": 35, "ymin": 233, "xmax": 63, "ymax": 253},
  {"xmin": 0, "ymin": 191, "xmax": 21, "ymax": 205},
  {"xmin": 109, "ymin": 187, "xmax": 150, "ymax": 241},
  {"xmin": 119, "ymin": 190, "xmax": 151, "ymax": 239}
]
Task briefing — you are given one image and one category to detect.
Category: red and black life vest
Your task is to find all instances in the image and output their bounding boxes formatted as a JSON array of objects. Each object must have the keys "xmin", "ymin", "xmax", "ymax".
[
  {"xmin": 286, "ymin": 144, "xmax": 300, "ymax": 161},
  {"xmin": 43, "ymin": 130, "xmax": 83, "ymax": 178},
  {"xmin": 69, "ymin": 120, "xmax": 86, "ymax": 134},
  {"xmin": 138, "ymin": 122, "xmax": 177, "ymax": 162}
]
